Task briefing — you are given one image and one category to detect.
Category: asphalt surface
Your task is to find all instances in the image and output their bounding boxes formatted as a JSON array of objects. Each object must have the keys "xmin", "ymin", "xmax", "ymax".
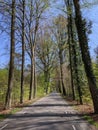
[{"xmin": 0, "ymin": 92, "xmax": 97, "ymax": 130}]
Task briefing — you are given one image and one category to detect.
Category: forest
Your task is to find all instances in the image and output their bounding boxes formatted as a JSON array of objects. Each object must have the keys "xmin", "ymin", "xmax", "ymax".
[{"xmin": 0, "ymin": 0, "xmax": 98, "ymax": 115}]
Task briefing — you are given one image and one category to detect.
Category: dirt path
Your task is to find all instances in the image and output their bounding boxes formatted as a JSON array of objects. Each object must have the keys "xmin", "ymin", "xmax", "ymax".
[{"xmin": 0, "ymin": 92, "xmax": 97, "ymax": 130}]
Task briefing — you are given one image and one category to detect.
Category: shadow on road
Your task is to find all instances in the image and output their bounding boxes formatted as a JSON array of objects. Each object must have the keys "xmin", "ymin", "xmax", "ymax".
[
  {"xmin": 9, "ymin": 112, "xmax": 84, "ymax": 119},
  {"xmin": 31, "ymin": 104, "xmax": 77, "ymax": 107},
  {"xmin": 0, "ymin": 93, "xmax": 92, "ymax": 130}
]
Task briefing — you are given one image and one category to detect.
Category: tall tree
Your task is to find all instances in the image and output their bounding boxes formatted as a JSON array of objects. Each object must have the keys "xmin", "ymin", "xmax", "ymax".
[
  {"xmin": 73, "ymin": 0, "xmax": 98, "ymax": 113},
  {"xmin": 25, "ymin": 0, "xmax": 34, "ymax": 100},
  {"xmin": 53, "ymin": 15, "xmax": 67, "ymax": 95},
  {"xmin": 36, "ymin": 29, "xmax": 56, "ymax": 94},
  {"xmin": 64, "ymin": 0, "xmax": 75, "ymax": 100},
  {"xmin": 25, "ymin": 0, "xmax": 49, "ymax": 100},
  {"xmin": 68, "ymin": 0, "xmax": 83, "ymax": 104},
  {"xmin": 5, "ymin": 0, "xmax": 16, "ymax": 109},
  {"xmin": 20, "ymin": 0, "xmax": 25, "ymax": 104}
]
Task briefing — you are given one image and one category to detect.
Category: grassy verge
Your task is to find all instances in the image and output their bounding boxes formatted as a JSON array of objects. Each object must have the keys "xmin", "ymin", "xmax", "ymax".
[
  {"xmin": 74, "ymin": 104, "xmax": 98, "ymax": 129},
  {"xmin": 0, "ymin": 95, "xmax": 46, "ymax": 122},
  {"xmin": 84, "ymin": 115, "xmax": 98, "ymax": 128},
  {"xmin": 0, "ymin": 107, "xmax": 22, "ymax": 121},
  {"xmin": 63, "ymin": 96, "xmax": 98, "ymax": 129}
]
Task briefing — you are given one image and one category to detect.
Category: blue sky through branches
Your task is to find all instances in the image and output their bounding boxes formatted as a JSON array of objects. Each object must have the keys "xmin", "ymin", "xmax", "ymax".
[
  {"xmin": 0, "ymin": 0, "xmax": 98, "ymax": 68},
  {"xmin": 49, "ymin": 0, "xmax": 98, "ymax": 58},
  {"xmin": 82, "ymin": 4, "xmax": 98, "ymax": 58}
]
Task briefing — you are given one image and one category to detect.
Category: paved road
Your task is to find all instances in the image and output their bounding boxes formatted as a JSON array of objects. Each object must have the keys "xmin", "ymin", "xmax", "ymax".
[{"xmin": 0, "ymin": 92, "xmax": 97, "ymax": 130}]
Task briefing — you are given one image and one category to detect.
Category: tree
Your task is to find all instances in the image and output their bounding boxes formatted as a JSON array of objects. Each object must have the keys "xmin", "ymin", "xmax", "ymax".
[
  {"xmin": 73, "ymin": 0, "xmax": 98, "ymax": 113},
  {"xmin": 25, "ymin": 0, "xmax": 49, "ymax": 100},
  {"xmin": 5, "ymin": 0, "xmax": 16, "ymax": 109},
  {"xmin": 64, "ymin": 0, "xmax": 75, "ymax": 100},
  {"xmin": 53, "ymin": 15, "xmax": 67, "ymax": 95},
  {"xmin": 66, "ymin": 0, "xmax": 83, "ymax": 104},
  {"xmin": 19, "ymin": 0, "xmax": 25, "ymax": 104},
  {"xmin": 36, "ymin": 28, "xmax": 56, "ymax": 94}
]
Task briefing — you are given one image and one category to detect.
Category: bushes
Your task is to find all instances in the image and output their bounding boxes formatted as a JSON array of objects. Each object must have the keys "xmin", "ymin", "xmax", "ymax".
[{"xmin": 0, "ymin": 69, "xmax": 45, "ymax": 110}]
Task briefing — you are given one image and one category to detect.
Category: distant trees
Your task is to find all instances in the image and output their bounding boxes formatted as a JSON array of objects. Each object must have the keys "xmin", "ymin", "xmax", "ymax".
[
  {"xmin": 36, "ymin": 28, "xmax": 56, "ymax": 94},
  {"xmin": 52, "ymin": 15, "xmax": 67, "ymax": 95}
]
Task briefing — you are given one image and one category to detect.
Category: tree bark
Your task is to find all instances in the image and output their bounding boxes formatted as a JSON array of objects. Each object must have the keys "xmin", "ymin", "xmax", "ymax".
[
  {"xmin": 64, "ymin": 0, "xmax": 75, "ymax": 100},
  {"xmin": 5, "ymin": 0, "xmax": 15, "ymax": 109},
  {"xmin": 73, "ymin": 0, "xmax": 98, "ymax": 112},
  {"xmin": 68, "ymin": 17, "xmax": 75, "ymax": 100},
  {"xmin": 33, "ymin": 46, "xmax": 36, "ymax": 98},
  {"xmin": 20, "ymin": 0, "xmax": 25, "ymax": 104},
  {"xmin": 44, "ymin": 70, "xmax": 49, "ymax": 94},
  {"xmin": 69, "ymin": 2, "xmax": 83, "ymax": 104},
  {"xmin": 29, "ymin": 57, "xmax": 33, "ymax": 100},
  {"xmin": 29, "ymin": 46, "xmax": 36, "ymax": 100},
  {"xmin": 59, "ymin": 50, "xmax": 66, "ymax": 95},
  {"xmin": 33, "ymin": 64, "xmax": 36, "ymax": 98}
]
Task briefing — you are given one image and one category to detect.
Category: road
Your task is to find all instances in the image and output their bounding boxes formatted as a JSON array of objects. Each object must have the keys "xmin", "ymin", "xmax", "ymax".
[{"xmin": 0, "ymin": 92, "xmax": 97, "ymax": 130}]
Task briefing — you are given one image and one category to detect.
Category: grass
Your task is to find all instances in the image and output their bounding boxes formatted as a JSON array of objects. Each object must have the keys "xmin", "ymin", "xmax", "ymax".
[
  {"xmin": 0, "ymin": 114, "xmax": 8, "ymax": 120},
  {"xmin": 0, "ymin": 107, "xmax": 22, "ymax": 121},
  {"xmin": 84, "ymin": 115, "xmax": 95, "ymax": 124},
  {"xmin": 10, "ymin": 108, "xmax": 22, "ymax": 114},
  {"xmin": 64, "ymin": 95, "xmax": 98, "ymax": 129},
  {"xmin": 84, "ymin": 115, "xmax": 98, "ymax": 128}
]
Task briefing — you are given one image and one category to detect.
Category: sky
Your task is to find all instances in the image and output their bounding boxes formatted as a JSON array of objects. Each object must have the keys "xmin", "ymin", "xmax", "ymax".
[
  {"xmin": 50, "ymin": 0, "xmax": 98, "ymax": 58},
  {"xmin": 82, "ymin": 4, "xmax": 98, "ymax": 58},
  {"xmin": 0, "ymin": 0, "xmax": 98, "ymax": 68},
  {"xmin": 40, "ymin": 0, "xmax": 98, "ymax": 57}
]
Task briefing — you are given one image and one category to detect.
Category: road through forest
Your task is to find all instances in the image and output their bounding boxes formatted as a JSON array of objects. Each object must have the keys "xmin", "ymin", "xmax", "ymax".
[{"xmin": 0, "ymin": 92, "xmax": 97, "ymax": 130}]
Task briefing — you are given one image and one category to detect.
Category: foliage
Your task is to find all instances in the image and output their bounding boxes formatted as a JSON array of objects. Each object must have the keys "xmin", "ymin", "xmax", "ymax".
[
  {"xmin": 84, "ymin": 115, "xmax": 98, "ymax": 128},
  {"xmin": 0, "ymin": 69, "xmax": 8, "ymax": 106},
  {"xmin": 93, "ymin": 63, "xmax": 98, "ymax": 87},
  {"xmin": 0, "ymin": 68, "xmax": 45, "ymax": 109}
]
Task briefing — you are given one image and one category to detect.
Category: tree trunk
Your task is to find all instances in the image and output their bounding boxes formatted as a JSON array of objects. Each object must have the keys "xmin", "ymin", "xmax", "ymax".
[
  {"xmin": 29, "ymin": 58, "xmax": 33, "ymax": 100},
  {"xmin": 68, "ymin": 17, "xmax": 75, "ymax": 100},
  {"xmin": 69, "ymin": 4, "xmax": 83, "ymax": 104},
  {"xmin": 44, "ymin": 70, "xmax": 48, "ymax": 94},
  {"xmin": 20, "ymin": 0, "xmax": 25, "ymax": 104},
  {"xmin": 58, "ymin": 80, "xmax": 62, "ymax": 93},
  {"xmin": 29, "ymin": 46, "xmax": 36, "ymax": 100},
  {"xmin": 65, "ymin": 0, "xmax": 75, "ymax": 100},
  {"xmin": 59, "ymin": 51, "xmax": 66, "ymax": 95},
  {"xmin": 5, "ymin": 0, "xmax": 15, "ymax": 109},
  {"xmin": 33, "ymin": 66, "xmax": 37, "ymax": 98},
  {"xmin": 73, "ymin": 0, "xmax": 98, "ymax": 112},
  {"xmin": 33, "ymin": 51, "xmax": 36, "ymax": 98}
]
